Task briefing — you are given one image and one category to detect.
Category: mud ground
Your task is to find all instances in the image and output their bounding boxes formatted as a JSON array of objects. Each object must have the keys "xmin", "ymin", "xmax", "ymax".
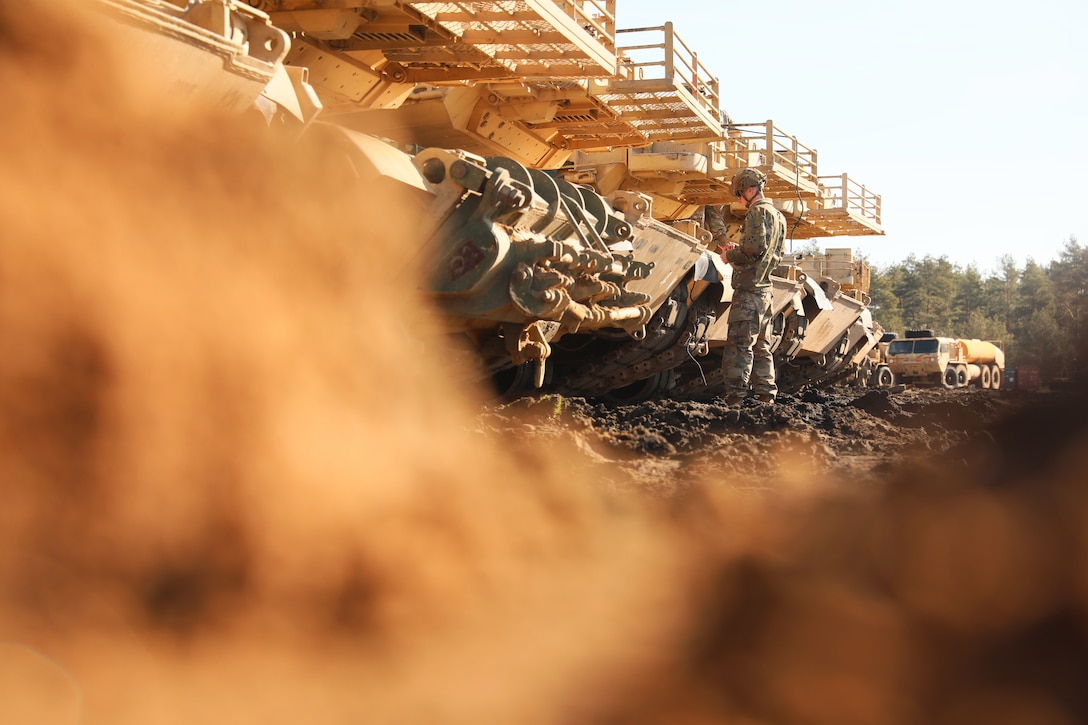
[{"xmin": 477, "ymin": 385, "xmax": 1057, "ymax": 498}]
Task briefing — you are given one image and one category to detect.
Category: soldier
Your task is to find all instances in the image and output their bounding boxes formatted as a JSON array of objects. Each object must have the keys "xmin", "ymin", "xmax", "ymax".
[{"xmin": 707, "ymin": 168, "xmax": 786, "ymax": 405}]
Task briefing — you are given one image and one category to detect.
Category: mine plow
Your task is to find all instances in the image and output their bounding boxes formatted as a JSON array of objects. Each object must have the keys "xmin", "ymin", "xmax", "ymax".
[{"xmin": 88, "ymin": 0, "xmax": 887, "ymax": 401}]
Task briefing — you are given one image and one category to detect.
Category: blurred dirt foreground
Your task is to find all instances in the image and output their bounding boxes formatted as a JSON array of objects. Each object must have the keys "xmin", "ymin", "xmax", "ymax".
[{"xmin": 3, "ymin": 3, "xmax": 1088, "ymax": 724}]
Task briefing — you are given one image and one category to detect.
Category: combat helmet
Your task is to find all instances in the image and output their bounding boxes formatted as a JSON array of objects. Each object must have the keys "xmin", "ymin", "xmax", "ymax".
[{"xmin": 730, "ymin": 168, "xmax": 767, "ymax": 198}]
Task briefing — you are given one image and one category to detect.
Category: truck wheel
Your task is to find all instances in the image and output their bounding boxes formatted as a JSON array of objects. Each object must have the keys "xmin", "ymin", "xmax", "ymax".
[
  {"xmin": 875, "ymin": 366, "xmax": 893, "ymax": 387},
  {"xmin": 943, "ymin": 367, "xmax": 958, "ymax": 388},
  {"xmin": 990, "ymin": 365, "xmax": 1002, "ymax": 390},
  {"xmin": 980, "ymin": 365, "xmax": 992, "ymax": 389},
  {"xmin": 956, "ymin": 365, "xmax": 968, "ymax": 387}
]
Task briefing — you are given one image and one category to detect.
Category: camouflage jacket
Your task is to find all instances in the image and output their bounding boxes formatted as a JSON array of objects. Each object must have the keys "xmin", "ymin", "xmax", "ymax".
[
  {"xmin": 703, "ymin": 203, "xmax": 728, "ymax": 244},
  {"xmin": 724, "ymin": 199, "xmax": 785, "ymax": 291}
]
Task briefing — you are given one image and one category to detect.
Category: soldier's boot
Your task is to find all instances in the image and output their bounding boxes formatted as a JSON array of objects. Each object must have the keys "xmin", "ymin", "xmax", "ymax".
[
  {"xmin": 754, "ymin": 393, "xmax": 775, "ymax": 404},
  {"xmin": 724, "ymin": 394, "xmax": 746, "ymax": 406}
]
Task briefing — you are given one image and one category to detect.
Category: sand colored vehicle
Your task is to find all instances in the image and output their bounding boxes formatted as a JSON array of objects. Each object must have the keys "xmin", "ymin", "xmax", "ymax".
[
  {"xmin": 885, "ymin": 330, "xmax": 1005, "ymax": 389},
  {"xmin": 88, "ymin": 0, "xmax": 889, "ymax": 400}
]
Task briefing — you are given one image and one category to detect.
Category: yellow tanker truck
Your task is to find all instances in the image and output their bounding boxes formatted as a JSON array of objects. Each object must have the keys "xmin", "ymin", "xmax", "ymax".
[{"xmin": 885, "ymin": 329, "xmax": 1005, "ymax": 390}]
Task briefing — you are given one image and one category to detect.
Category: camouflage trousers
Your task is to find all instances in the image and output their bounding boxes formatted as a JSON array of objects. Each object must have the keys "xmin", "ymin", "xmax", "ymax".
[{"xmin": 720, "ymin": 288, "xmax": 777, "ymax": 398}]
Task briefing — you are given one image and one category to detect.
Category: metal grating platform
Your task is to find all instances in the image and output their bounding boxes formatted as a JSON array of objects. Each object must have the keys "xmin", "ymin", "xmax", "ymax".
[{"xmin": 391, "ymin": 0, "xmax": 618, "ymax": 80}]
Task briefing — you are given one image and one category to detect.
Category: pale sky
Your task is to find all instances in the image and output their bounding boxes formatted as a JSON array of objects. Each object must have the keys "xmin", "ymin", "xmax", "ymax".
[{"xmin": 614, "ymin": 0, "xmax": 1087, "ymax": 273}]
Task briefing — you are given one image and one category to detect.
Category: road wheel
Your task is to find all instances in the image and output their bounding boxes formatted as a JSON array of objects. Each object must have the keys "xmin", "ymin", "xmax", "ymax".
[
  {"xmin": 491, "ymin": 362, "xmax": 542, "ymax": 401},
  {"xmin": 990, "ymin": 364, "xmax": 1003, "ymax": 390},
  {"xmin": 956, "ymin": 365, "xmax": 968, "ymax": 387},
  {"xmin": 602, "ymin": 369, "xmax": 676, "ymax": 405}
]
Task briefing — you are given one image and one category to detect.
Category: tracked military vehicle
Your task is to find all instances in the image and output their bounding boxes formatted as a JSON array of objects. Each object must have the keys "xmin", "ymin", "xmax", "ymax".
[{"xmin": 90, "ymin": 0, "xmax": 885, "ymax": 402}]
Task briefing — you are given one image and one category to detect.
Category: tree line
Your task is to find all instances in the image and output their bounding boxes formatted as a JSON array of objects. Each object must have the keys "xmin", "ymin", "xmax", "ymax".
[{"xmin": 864, "ymin": 236, "xmax": 1086, "ymax": 381}]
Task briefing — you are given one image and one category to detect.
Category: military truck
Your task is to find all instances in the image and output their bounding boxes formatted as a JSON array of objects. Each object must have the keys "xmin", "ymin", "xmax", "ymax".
[{"xmin": 885, "ymin": 329, "xmax": 1005, "ymax": 389}]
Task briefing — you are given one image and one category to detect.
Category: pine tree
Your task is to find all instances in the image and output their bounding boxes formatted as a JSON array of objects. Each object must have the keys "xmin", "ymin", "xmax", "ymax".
[
  {"xmin": 1048, "ymin": 236, "xmax": 1087, "ymax": 378},
  {"xmin": 983, "ymin": 256, "xmax": 1021, "ymax": 358},
  {"xmin": 952, "ymin": 265, "xmax": 985, "ymax": 331},
  {"xmin": 892, "ymin": 255, "xmax": 957, "ymax": 334},
  {"xmin": 1012, "ymin": 260, "xmax": 1068, "ymax": 375},
  {"xmin": 867, "ymin": 263, "xmax": 903, "ymax": 336}
]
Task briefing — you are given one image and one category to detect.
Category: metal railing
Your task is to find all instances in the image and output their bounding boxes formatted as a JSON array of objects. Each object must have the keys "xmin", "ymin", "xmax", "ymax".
[
  {"xmin": 614, "ymin": 22, "xmax": 722, "ymax": 126},
  {"xmin": 558, "ymin": 0, "xmax": 615, "ymax": 45},
  {"xmin": 818, "ymin": 173, "xmax": 882, "ymax": 226},
  {"xmin": 720, "ymin": 121, "xmax": 818, "ymax": 189},
  {"xmin": 401, "ymin": 0, "xmax": 619, "ymax": 78}
]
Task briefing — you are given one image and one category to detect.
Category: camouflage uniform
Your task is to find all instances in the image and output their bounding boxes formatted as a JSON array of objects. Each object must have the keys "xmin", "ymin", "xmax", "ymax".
[
  {"xmin": 702, "ymin": 204, "xmax": 729, "ymax": 250},
  {"xmin": 715, "ymin": 198, "xmax": 786, "ymax": 401}
]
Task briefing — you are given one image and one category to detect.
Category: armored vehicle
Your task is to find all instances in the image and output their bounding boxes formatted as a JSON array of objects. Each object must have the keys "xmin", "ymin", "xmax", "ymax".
[{"xmin": 91, "ymin": 0, "xmax": 887, "ymax": 400}]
